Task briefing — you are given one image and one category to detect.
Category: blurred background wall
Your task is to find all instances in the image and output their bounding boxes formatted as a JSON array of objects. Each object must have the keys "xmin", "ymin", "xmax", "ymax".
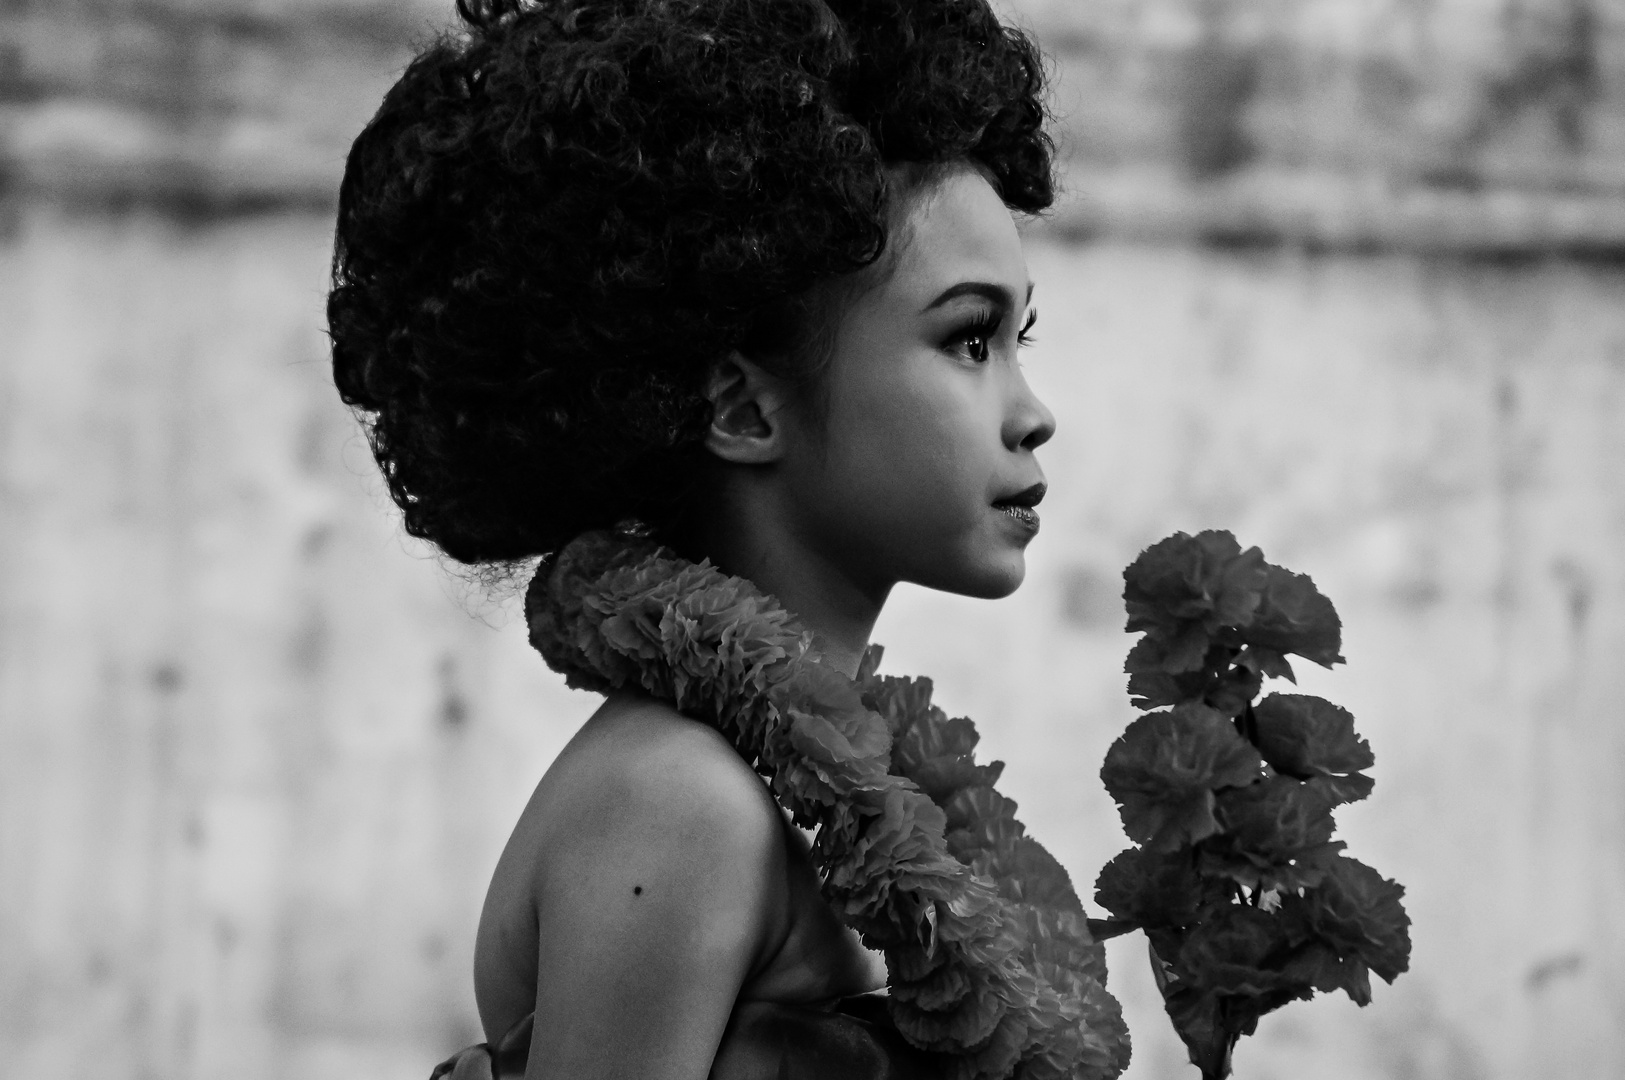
[{"xmin": 2, "ymin": 2, "xmax": 1623, "ymax": 1078}]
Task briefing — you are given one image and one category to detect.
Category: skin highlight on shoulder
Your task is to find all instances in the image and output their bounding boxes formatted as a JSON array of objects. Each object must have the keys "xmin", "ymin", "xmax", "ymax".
[{"xmin": 475, "ymin": 692, "xmax": 793, "ymax": 1040}]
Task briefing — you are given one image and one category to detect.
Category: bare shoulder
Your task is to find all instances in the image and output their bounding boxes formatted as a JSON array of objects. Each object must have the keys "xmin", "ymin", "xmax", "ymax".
[
  {"xmin": 537, "ymin": 693, "xmax": 782, "ymax": 854},
  {"xmin": 475, "ymin": 692, "xmax": 791, "ymax": 1041},
  {"xmin": 495, "ymin": 691, "xmax": 788, "ymax": 907}
]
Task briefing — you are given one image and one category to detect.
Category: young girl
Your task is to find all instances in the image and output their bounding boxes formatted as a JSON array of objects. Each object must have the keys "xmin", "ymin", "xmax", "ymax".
[{"xmin": 328, "ymin": 2, "xmax": 1127, "ymax": 1077}]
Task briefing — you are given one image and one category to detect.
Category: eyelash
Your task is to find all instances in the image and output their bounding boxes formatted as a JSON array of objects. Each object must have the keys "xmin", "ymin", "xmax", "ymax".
[{"xmin": 951, "ymin": 308, "xmax": 1039, "ymax": 363}]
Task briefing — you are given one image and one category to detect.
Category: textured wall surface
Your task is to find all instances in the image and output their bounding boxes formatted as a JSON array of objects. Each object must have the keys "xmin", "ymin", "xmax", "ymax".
[
  {"xmin": 3, "ymin": 207, "xmax": 1622, "ymax": 1079},
  {"xmin": 6, "ymin": 0, "xmax": 1625, "ymax": 246}
]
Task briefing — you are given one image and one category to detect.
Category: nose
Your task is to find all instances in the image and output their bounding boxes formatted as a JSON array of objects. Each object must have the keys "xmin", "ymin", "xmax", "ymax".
[{"xmin": 1003, "ymin": 366, "xmax": 1056, "ymax": 452}]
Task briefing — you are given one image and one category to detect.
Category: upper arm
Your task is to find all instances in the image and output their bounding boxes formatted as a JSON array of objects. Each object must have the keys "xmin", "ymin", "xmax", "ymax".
[{"xmin": 523, "ymin": 711, "xmax": 787, "ymax": 1080}]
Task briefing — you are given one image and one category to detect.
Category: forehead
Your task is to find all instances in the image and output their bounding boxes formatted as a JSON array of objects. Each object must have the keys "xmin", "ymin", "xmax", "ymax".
[{"xmin": 880, "ymin": 165, "xmax": 1028, "ymax": 301}]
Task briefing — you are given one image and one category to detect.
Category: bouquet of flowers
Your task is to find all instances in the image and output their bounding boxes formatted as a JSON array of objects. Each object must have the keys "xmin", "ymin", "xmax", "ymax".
[{"xmin": 1090, "ymin": 532, "xmax": 1411, "ymax": 1079}]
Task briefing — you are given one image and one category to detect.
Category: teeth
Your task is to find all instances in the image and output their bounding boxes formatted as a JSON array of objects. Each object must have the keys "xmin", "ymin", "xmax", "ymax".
[{"xmin": 999, "ymin": 504, "xmax": 1037, "ymax": 525}]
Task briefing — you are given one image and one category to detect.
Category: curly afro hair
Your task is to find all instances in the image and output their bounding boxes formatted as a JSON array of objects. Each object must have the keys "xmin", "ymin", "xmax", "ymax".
[{"xmin": 329, "ymin": 0, "xmax": 1055, "ymax": 564}]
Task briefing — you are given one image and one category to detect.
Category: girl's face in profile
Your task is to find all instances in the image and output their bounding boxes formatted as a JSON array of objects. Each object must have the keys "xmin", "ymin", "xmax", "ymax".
[{"xmin": 778, "ymin": 161, "xmax": 1056, "ymax": 601}]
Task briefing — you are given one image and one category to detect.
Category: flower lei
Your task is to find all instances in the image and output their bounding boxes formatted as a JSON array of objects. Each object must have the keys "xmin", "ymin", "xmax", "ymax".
[{"xmin": 525, "ymin": 531, "xmax": 1131, "ymax": 1080}]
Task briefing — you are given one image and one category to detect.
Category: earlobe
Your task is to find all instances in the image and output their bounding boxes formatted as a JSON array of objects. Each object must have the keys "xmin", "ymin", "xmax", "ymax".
[{"xmin": 704, "ymin": 354, "xmax": 788, "ymax": 465}]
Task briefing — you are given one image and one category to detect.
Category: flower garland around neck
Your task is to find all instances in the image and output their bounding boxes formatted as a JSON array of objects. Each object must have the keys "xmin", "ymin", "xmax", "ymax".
[{"xmin": 525, "ymin": 530, "xmax": 1131, "ymax": 1080}]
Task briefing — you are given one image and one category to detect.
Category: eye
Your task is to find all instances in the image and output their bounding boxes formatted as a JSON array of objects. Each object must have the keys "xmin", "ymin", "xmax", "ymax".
[
  {"xmin": 945, "ymin": 311, "xmax": 1003, "ymax": 364},
  {"xmin": 1017, "ymin": 308, "xmax": 1038, "ymax": 347}
]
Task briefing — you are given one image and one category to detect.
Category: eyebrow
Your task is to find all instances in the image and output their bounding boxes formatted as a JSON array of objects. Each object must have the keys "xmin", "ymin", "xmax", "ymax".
[{"xmin": 921, "ymin": 280, "xmax": 1036, "ymax": 314}]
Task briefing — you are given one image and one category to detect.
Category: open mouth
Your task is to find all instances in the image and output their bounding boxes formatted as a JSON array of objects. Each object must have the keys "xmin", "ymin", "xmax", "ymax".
[
  {"xmin": 992, "ymin": 482, "xmax": 1046, "ymax": 530},
  {"xmin": 998, "ymin": 504, "xmax": 1039, "ymax": 527}
]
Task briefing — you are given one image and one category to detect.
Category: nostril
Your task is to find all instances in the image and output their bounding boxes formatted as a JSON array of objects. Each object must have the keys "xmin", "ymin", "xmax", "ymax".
[
  {"xmin": 1019, "ymin": 408, "xmax": 1056, "ymax": 451},
  {"xmin": 1005, "ymin": 377, "xmax": 1056, "ymax": 451}
]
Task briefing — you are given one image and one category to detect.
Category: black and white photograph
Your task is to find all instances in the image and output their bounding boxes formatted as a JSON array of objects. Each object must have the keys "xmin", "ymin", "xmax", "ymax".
[{"xmin": 2, "ymin": 1, "xmax": 1622, "ymax": 1078}]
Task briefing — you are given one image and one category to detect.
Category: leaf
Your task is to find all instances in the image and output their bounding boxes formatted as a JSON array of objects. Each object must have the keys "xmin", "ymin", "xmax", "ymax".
[
  {"xmin": 1145, "ymin": 929, "xmax": 1185, "ymax": 995},
  {"xmin": 1086, "ymin": 917, "xmax": 1139, "ymax": 941},
  {"xmin": 1093, "ymin": 847, "xmax": 1212, "ymax": 929},
  {"xmin": 1159, "ymin": 986, "xmax": 1235, "ymax": 1080},
  {"xmin": 1101, "ymin": 705, "xmax": 1265, "ymax": 852},
  {"xmin": 1301, "ymin": 856, "xmax": 1412, "ymax": 985},
  {"xmin": 1242, "ymin": 564, "xmax": 1344, "ymax": 668}
]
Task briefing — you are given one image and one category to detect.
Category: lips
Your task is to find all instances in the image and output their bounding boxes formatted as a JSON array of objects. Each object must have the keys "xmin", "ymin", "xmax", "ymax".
[{"xmin": 992, "ymin": 482, "xmax": 1046, "ymax": 531}]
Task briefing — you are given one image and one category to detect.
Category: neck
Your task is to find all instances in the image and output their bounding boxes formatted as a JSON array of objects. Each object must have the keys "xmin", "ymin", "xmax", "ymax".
[{"xmin": 673, "ymin": 475, "xmax": 889, "ymax": 679}]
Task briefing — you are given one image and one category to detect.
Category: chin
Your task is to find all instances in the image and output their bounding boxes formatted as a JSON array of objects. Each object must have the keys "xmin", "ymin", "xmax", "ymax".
[{"xmin": 923, "ymin": 550, "xmax": 1028, "ymax": 600}]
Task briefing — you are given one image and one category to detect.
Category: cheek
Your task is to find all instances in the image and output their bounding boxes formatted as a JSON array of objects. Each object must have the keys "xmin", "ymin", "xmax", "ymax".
[{"xmin": 815, "ymin": 358, "xmax": 991, "ymax": 529}]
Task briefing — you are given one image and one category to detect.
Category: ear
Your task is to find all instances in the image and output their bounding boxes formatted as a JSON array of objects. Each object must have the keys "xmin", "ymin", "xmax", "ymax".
[{"xmin": 703, "ymin": 353, "xmax": 792, "ymax": 465}]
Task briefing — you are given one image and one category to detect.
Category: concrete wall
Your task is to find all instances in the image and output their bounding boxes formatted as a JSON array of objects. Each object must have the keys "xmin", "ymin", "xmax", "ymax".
[
  {"xmin": 7, "ymin": 0, "xmax": 1625, "ymax": 247},
  {"xmin": 3, "ymin": 206, "xmax": 1622, "ymax": 1079}
]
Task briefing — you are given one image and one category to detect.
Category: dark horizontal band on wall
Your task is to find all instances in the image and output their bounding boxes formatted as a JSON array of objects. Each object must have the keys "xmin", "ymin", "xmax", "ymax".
[
  {"xmin": 4, "ymin": 0, "xmax": 1625, "ymax": 255},
  {"xmin": 1036, "ymin": 170, "xmax": 1625, "ymax": 259}
]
